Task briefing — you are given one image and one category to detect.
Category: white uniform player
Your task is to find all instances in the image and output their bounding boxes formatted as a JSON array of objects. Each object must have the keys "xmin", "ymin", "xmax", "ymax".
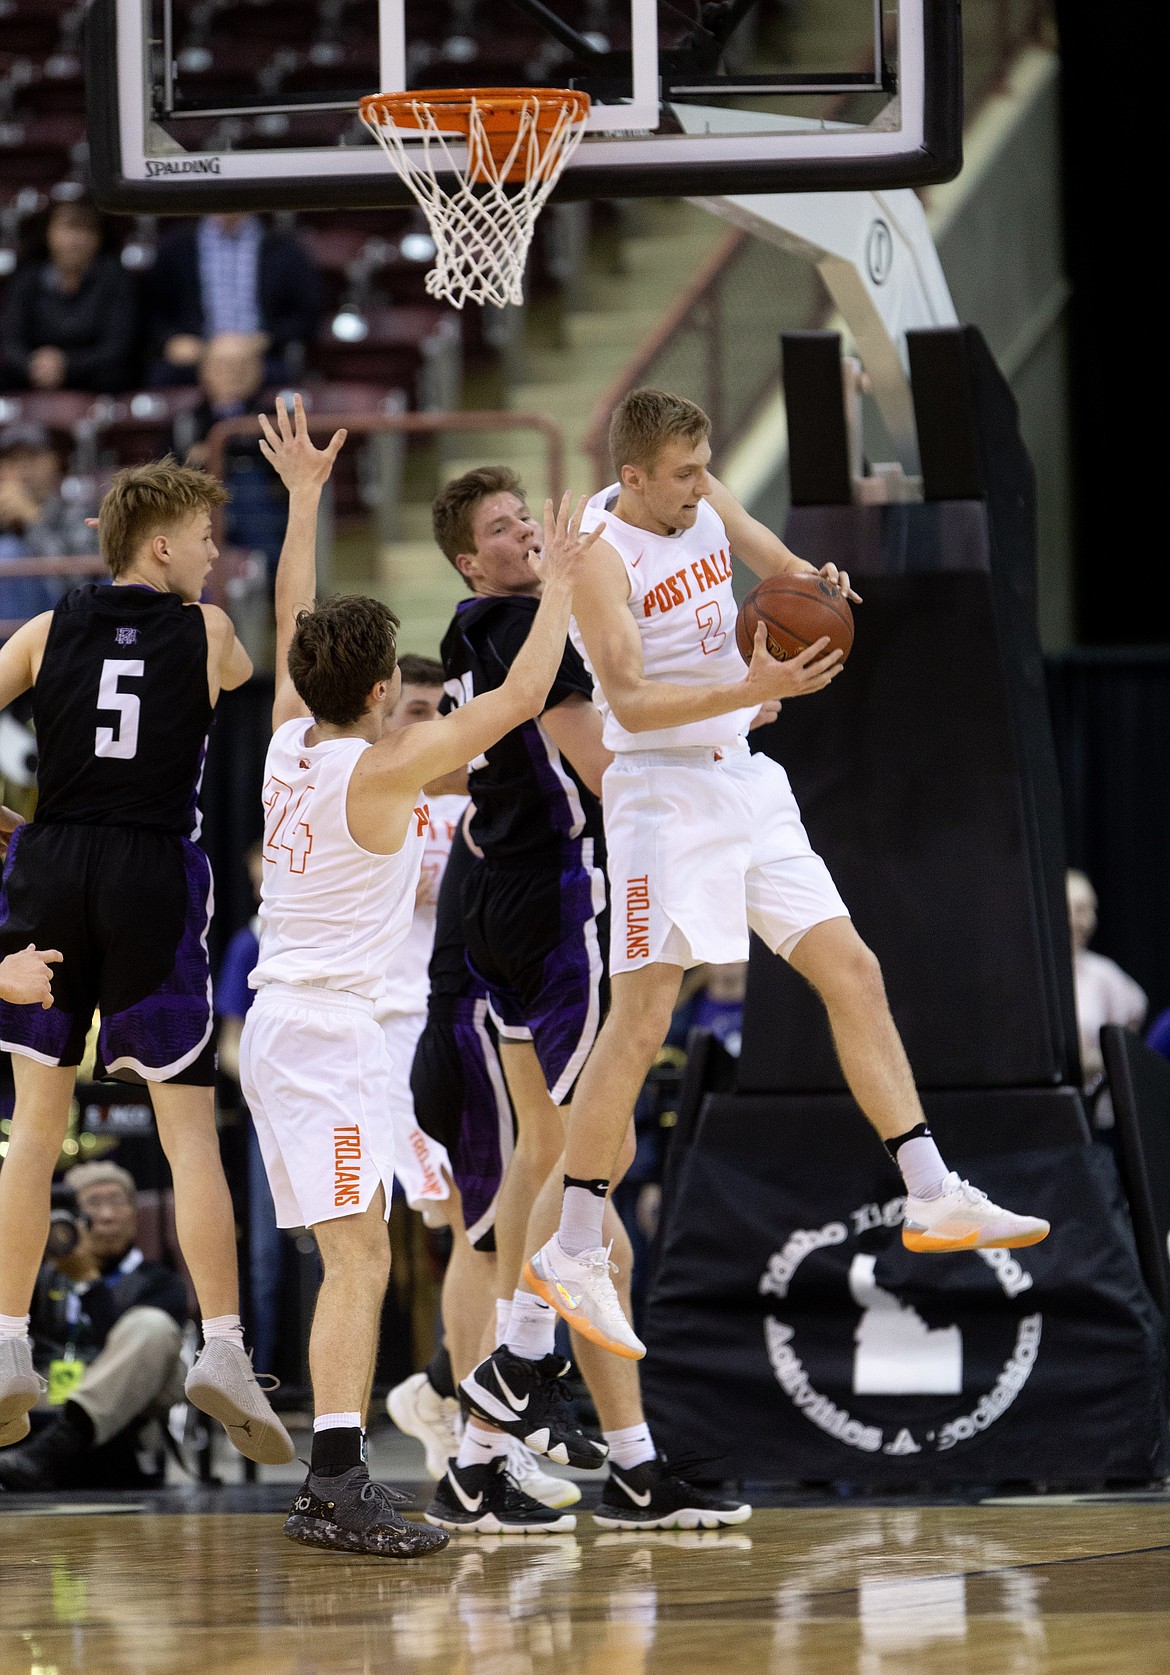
[
  {"xmin": 247, "ymin": 396, "xmax": 609, "ymax": 1560},
  {"xmin": 241, "ymin": 718, "xmax": 432, "ymax": 1230},
  {"xmin": 376, "ymin": 792, "xmax": 469, "ymax": 1210},
  {"xmin": 522, "ymin": 389, "xmax": 1050, "ymax": 1374},
  {"xmin": 573, "ymin": 487, "xmax": 849, "ymax": 976}
]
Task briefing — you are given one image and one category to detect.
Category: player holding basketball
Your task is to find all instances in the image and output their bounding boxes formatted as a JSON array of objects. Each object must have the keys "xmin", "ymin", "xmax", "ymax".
[
  {"xmin": 0, "ymin": 461, "xmax": 294, "ymax": 1464},
  {"xmin": 505, "ymin": 387, "xmax": 1051, "ymax": 1363},
  {"xmin": 242, "ymin": 397, "xmax": 608, "ymax": 1557}
]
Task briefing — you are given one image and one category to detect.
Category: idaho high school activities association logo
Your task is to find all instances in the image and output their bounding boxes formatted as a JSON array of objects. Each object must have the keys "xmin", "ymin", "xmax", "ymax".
[{"xmin": 759, "ymin": 1195, "xmax": 1041, "ymax": 1457}]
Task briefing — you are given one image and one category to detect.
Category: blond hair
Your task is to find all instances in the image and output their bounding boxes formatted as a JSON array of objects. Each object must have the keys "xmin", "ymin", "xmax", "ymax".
[
  {"xmin": 98, "ymin": 458, "xmax": 228, "ymax": 579},
  {"xmin": 609, "ymin": 388, "xmax": 711, "ymax": 476}
]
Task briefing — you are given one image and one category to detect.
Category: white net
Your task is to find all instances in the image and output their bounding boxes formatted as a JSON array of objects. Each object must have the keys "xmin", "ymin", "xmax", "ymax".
[{"xmin": 359, "ymin": 91, "xmax": 590, "ymax": 310}]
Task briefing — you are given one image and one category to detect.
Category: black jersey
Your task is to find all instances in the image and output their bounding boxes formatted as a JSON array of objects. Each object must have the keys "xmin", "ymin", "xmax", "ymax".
[
  {"xmin": 32, "ymin": 583, "xmax": 213, "ymax": 837},
  {"xmin": 426, "ymin": 814, "xmax": 480, "ymax": 1003},
  {"xmin": 439, "ymin": 594, "xmax": 604, "ymax": 864}
]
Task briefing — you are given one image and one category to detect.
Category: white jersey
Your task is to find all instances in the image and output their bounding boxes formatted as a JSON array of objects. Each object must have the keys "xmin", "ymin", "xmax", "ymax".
[
  {"xmin": 377, "ymin": 793, "xmax": 469, "ymax": 1018},
  {"xmin": 250, "ymin": 717, "xmax": 428, "ymax": 1002},
  {"xmin": 573, "ymin": 484, "xmax": 758, "ymax": 752}
]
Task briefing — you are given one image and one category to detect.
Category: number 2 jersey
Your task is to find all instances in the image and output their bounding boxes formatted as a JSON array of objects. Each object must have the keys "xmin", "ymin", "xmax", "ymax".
[
  {"xmin": 31, "ymin": 582, "xmax": 213, "ymax": 836},
  {"xmin": 249, "ymin": 716, "xmax": 428, "ymax": 1004},
  {"xmin": 573, "ymin": 485, "xmax": 757, "ymax": 753}
]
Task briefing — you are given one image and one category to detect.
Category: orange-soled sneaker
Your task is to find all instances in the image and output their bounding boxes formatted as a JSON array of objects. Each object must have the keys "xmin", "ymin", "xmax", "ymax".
[
  {"xmin": 524, "ymin": 1236, "xmax": 645, "ymax": 1360},
  {"xmin": 902, "ymin": 1173, "xmax": 1051, "ymax": 1253}
]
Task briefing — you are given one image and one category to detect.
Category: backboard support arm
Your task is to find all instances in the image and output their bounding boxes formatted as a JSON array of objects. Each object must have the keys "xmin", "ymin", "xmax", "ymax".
[{"xmin": 692, "ymin": 188, "xmax": 958, "ymax": 478}]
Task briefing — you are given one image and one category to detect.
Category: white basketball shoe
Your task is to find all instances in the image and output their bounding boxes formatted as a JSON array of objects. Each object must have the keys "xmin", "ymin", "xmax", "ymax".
[
  {"xmin": 504, "ymin": 1436, "xmax": 582, "ymax": 1510},
  {"xmin": 386, "ymin": 1370, "xmax": 461, "ymax": 1478},
  {"xmin": 524, "ymin": 1235, "xmax": 646, "ymax": 1360},
  {"xmin": 902, "ymin": 1173, "xmax": 1050, "ymax": 1253}
]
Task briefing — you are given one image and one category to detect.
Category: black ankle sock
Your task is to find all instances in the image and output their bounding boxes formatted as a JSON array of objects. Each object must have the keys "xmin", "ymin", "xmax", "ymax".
[
  {"xmin": 562, "ymin": 1174, "xmax": 609, "ymax": 1198},
  {"xmin": 311, "ymin": 1426, "xmax": 364, "ymax": 1477},
  {"xmin": 62, "ymin": 1401, "xmax": 95, "ymax": 1449},
  {"xmin": 426, "ymin": 1342, "xmax": 456, "ymax": 1400}
]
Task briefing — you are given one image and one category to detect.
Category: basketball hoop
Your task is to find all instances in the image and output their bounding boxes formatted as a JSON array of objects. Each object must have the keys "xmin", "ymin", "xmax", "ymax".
[{"xmin": 359, "ymin": 88, "xmax": 591, "ymax": 311}]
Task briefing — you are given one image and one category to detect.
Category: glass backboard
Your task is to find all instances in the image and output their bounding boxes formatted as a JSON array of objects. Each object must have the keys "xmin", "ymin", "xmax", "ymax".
[{"xmin": 87, "ymin": 0, "xmax": 961, "ymax": 213}]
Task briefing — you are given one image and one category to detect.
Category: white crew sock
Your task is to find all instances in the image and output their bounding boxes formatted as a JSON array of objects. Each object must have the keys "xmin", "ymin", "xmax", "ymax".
[
  {"xmin": 503, "ymin": 1289, "xmax": 556, "ymax": 1361},
  {"xmin": 895, "ymin": 1136, "xmax": 950, "ymax": 1200},
  {"xmin": 603, "ymin": 1422, "xmax": 656, "ymax": 1471},
  {"xmin": 0, "ymin": 1312, "xmax": 29, "ymax": 1343},
  {"xmin": 560, "ymin": 1183, "xmax": 607, "ymax": 1257},
  {"xmin": 201, "ymin": 1313, "xmax": 246, "ymax": 1349},
  {"xmin": 495, "ymin": 1298, "xmax": 511, "ymax": 1348},
  {"xmin": 314, "ymin": 1411, "xmax": 363, "ymax": 1432},
  {"xmin": 456, "ymin": 1420, "xmax": 510, "ymax": 1470}
]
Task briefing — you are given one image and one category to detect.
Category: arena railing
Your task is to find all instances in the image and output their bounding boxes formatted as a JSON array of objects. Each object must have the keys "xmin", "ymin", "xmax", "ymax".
[
  {"xmin": 203, "ymin": 406, "xmax": 565, "ymax": 608},
  {"xmin": 580, "ymin": 0, "xmax": 1054, "ymax": 490}
]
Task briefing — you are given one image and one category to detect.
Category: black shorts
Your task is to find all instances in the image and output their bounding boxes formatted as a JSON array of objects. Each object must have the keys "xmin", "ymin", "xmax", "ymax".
[
  {"xmin": 0, "ymin": 823, "xmax": 215, "ymax": 1085},
  {"xmin": 411, "ymin": 995, "xmax": 514, "ymax": 1251},
  {"xmin": 462, "ymin": 844, "xmax": 609, "ymax": 1106}
]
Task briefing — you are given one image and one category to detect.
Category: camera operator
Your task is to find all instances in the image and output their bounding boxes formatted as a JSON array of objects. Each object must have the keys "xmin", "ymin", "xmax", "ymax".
[{"xmin": 0, "ymin": 1161, "xmax": 188, "ymax": 1492}]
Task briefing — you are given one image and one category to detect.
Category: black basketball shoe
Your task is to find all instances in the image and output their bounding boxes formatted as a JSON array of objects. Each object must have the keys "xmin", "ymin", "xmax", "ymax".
[
  {"xmin": 284, "ymin": 1464, "xmax": 451, "ymax": 1557},
  {"xmin": 425, "ymin": 1456, "xmax": 577, "ymax": 1534},
  {"xmin": 459, "ymin": 1349, "xmax": 609, "ymax": 1470},
  {"xmin": 592, "ymin": 1456, "xmax": 753, "ymax": 1530}
]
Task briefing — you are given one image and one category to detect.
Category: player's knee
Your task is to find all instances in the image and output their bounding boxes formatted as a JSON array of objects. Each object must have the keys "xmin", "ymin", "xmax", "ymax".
[{"xmin": 834, "ymin": 936, "xmax": 887, "ymax": 1010}]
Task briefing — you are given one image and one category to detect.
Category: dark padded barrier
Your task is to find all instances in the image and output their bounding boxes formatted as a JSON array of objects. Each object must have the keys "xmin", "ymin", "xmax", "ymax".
[
  {"xmin": 781, "ymin": 332, "xmax": 853, "ymax": 506},
  {"xmin": 1102, "ymin": 1027, "xmax": 1170, "ymax": 1330},
  {"xmin": 739, "ymin": 327, "xmax": 1079, "ymax": 1097},
  {"xmin": 641, "ymin": 1091, "xmax": 1168, "ymax": 1485}
]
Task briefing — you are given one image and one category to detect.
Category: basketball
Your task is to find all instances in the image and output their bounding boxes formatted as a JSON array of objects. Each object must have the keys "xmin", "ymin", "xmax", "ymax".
[{"xmin": 734, "ymin": 572, "xmax": 855, "ymax": 666}]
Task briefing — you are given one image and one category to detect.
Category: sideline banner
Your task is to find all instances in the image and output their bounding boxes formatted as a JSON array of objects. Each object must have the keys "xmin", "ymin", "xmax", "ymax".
[{"xmin": 641, "ymin": 1095, "xmax": 1168, "ymax": 1484}]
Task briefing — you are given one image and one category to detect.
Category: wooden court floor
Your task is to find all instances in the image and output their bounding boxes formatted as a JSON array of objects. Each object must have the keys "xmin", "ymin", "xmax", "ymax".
[{"xmin": 2, "ymin": 1496, "xmax": 1168, "ymax": 1675}]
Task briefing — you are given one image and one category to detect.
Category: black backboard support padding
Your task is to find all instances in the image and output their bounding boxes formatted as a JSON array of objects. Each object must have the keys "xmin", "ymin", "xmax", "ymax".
[
  {"xmin": 1102, "ymin": 1025, "xmax": 1170, "ymax": 1324},
  {"xmin": 781, "ymin": 332, "xmax": 852, "ymax": 505},
  {"xmin": 740, "ymin": 326, "xmax": 1079, "ymax": 1101}
]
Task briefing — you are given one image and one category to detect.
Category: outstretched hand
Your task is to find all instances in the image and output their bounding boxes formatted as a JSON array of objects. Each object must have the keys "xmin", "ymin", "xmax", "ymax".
[
  {"xmin": 532, "ymin": 492, "xmax": 605, "ymax": 589},
  {"xmin": 258, "ymin": 393, "xmax": 346, "ymax": 493}
]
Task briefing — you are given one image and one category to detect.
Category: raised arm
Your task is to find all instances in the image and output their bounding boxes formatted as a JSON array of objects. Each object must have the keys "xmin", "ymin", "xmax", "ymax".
[
  {"xmin": 571, "ymin": 537, "xmax": 843, "ymax": 737},
  {"xmin": 258, "ymin": 393, "xmax": 347, "ymax": 732},
  {"xmin": 706, "ymin": 475, "xmax": 860, "ymax": 602},
  {"xmin": 360, "ymin": 494, "xmax": 605, "ymax": 799}
]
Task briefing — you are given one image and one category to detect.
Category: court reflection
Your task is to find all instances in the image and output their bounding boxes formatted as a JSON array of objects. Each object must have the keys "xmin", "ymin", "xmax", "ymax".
[{"xmin": 1, "ymin": 1504, "xmax": 1167, "ymax": 1675}]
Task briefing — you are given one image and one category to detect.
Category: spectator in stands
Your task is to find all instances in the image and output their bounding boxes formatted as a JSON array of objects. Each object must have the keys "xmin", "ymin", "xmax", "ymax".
[
  {"xmin": 1067, "ymin": 868, "xmax": 1147, "ymax": 1122},
  {"xmin": 173, "ymin": 334, "xmax": 286, "ymax": 575},
  {"xmin": 146, "ymin": 214, "xmax": 322, "ymax": 388},
  {"xmin": 0, "ymin": 197, "xmax": 139, "ymax": 395},
  {"xmin": 1144, "ymin": 1005, "xmax": 1170, "ymax": 1063},
  {"xmin": 215, "ymin": 840, "xmax": 284, "ymax": 1376},
  {"xmin": 0, "ymin": 1161, "xmax": 188, "ymax": 1492},
  {"xmin": 0, "ymin": 421, "xmax": 98, "ymax": 624}
]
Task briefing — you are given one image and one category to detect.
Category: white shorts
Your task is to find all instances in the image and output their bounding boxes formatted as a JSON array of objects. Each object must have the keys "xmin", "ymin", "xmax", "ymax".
[
  {"xmin": 603, "ymin": 741, "xmax": 849, "ymax": 976},
  {"xmin": 240, "ymin": 984, "xmax": 398, "ymax": 1230},
  {"xmin": 380, "ymin": 1008, "xmax": 452, "ymax": 1212}
]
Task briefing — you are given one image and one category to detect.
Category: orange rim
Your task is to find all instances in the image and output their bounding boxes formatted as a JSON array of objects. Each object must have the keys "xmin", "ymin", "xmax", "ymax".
[
  {"xmin": 360, "ymin": 87, "xmax": 590, "ymax": 185},
  {"xmin": 359, "ymin": 86, "xmax": 591, "ymax": 136}
]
